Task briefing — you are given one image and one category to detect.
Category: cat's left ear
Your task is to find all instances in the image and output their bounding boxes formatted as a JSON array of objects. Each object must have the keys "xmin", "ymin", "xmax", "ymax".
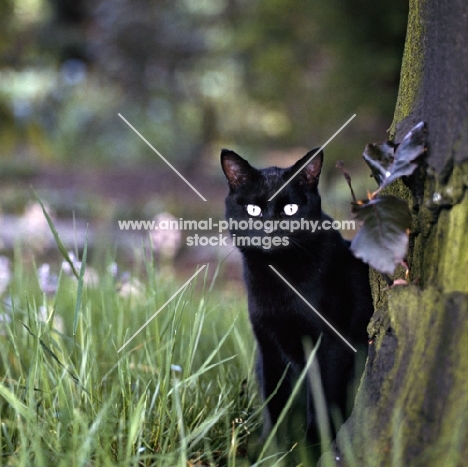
[{"xmin": 291, "ymin": 148, "xmax": 323, "ymax": 188}]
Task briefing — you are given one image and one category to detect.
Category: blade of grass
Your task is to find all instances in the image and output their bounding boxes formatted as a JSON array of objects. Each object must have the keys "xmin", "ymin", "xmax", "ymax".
[
  {"xmin": 172, "ymin": 375, "xmax": 188, "ymax": 467},
  {"xmin": 305, "ymin": 338, "xmax": 334, "ymax": 465},
  {"xmin": 125, "ymin": 391, "xmax": 147, "ymax": 460},
  {"xmin": 0, "ymin": 383, "xmax": 34, "ymax": 422},
  {"xmin": 32, "ymin": 187, "xmax": 79, "ymax": 279},
  {"xmin": 76, "ymin": 396, "xmax": 114, "ymax": 466},
  {"xmin": 19, "ymin": 321, "xmax": 89, "ymax": 395},
  {"xmin": 73, "ymin": 226, "xmax": 88, "ymax": 335}
]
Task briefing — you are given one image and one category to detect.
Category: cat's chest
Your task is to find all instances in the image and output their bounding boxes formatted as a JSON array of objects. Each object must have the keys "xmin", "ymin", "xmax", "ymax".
[
  {"xmin": 242, "ymin": 255, "xmax": 349, "ymax": 331},
  {"xmin": 245, "ymin": 280, "xmax": 327, "ymax": 352},
  {"xmin": 245, "ymin": 269, "xmax": 323, "ymax": 320}
]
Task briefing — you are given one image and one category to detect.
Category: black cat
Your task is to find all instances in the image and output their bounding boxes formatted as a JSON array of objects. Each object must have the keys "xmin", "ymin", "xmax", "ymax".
[{"xmin": 221, "ymin": 148, "xmax": 374, "ymax": 450}]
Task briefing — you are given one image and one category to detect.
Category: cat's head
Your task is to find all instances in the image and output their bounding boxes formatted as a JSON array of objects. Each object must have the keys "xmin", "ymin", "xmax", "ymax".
[{"xmin": 221, "ymin": 148, "xmax": 324, "ymax": 253}]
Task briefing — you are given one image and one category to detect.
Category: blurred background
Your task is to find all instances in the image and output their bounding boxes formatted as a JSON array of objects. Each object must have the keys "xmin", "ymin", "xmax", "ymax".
[{"xmin": 0, "ymin": 0, "xmax": 408, "ymax": 279}]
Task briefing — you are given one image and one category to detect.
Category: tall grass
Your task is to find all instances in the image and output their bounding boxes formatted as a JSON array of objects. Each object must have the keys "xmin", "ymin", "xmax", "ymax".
[{"xmin": 0, "ymin": 234, "xmax": 263, "ymax": 466}]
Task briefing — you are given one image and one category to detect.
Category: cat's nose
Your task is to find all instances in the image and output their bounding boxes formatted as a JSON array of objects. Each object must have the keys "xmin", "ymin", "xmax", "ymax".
[{"xmin": 262, "ymin": 205, "xmax": 280, "ymax": 220}]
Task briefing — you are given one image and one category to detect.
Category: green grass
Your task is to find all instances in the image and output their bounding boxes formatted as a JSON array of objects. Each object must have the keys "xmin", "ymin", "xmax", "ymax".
[
  {"xmin": 0, "ymin": 201, "xmax": 347, "ymax": 467},
  {"xmin": 0, "ymin": 242, "xmax": 265, "ymax": 466}
]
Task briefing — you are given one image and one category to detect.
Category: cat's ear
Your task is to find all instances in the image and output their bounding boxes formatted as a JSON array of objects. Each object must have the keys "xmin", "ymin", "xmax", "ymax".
[
  {"xmin": 291, "ymin": 147, "xmax": 323, "ymax": 188},
  {"xmin": 221, "ymin": 149, "xmax": 257, "ymax": 189}
]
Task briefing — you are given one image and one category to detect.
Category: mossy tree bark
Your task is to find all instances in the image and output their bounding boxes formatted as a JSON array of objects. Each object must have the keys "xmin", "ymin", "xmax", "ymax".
[{"xmin": 329, "ymin": 0, "xmax": 468, "ymax": 465}]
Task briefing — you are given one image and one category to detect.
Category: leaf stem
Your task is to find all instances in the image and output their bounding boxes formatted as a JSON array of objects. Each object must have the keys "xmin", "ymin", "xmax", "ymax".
[{"xmin": 335, "ymin": 161, "xmax": 357, "ymax": 202}]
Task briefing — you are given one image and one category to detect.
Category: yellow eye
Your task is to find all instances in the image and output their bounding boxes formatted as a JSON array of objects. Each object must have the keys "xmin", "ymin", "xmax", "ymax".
[
  {"xmin": 246, "ymin": 204, "xmax": 262, "ymax": 217},
  {"xmin": 283, "ymin": 204, "xmax": 299, "ymax": 216}
]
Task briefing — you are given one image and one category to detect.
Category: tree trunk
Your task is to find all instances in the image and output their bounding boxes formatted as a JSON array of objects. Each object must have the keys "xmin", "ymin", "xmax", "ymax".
[{"xmin": 329, "ymin": 0, "xmax": 468, "ymax": 465}]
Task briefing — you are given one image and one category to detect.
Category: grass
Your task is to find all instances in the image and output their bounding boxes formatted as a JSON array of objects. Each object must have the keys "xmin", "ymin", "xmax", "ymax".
[
  {"xmin": 0, "ymin": 234, "xmax": 265, "ymax": 466},
  {"xmin": 0, "ymin": 201, "xmax": 352, "ymax": 467}
]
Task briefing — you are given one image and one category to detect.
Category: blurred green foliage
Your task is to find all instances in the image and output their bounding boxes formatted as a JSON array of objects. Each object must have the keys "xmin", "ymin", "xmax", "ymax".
[{"xmin": 0, "ymin": 0, "xmax": 408, "ymax": 174}]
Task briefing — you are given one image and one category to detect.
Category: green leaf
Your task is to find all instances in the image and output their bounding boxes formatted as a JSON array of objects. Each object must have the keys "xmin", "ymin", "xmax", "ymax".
[
  {"xmin": 351, "ymin": 195, "xmax": 412, "ymax": 275},
  {"xmin": 32, "ymin": 188, "xmax": 79, "ymax": 279},
  {"xmin": 363, "ymin": 121, "xmax": 426, "ymax": 190}
]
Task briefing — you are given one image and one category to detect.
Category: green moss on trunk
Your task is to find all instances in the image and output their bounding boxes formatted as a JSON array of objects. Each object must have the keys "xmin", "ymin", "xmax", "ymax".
[
  {"xmin": 410, "ymin": 160, "xmax": 468, "ymax": 290},
  {"xmin": 333, "ymin": 286, "xmax": 468, "ymax": 467},
  {"xmin": 389, "ymin": 0, "xmax": 425, "ymax": 138}
]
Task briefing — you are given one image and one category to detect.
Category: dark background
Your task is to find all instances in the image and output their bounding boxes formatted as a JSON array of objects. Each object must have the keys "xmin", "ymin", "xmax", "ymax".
[{"xmin": 0, "ymin": 0, "xmax": 408, "ymax": 270}]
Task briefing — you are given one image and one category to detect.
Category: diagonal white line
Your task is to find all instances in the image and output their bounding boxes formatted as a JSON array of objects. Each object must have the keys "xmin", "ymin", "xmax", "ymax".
[
  {"xmin": 268, "ymin": 265, "xmax": 357, "ymax": 352},
  {"xmin": 117, "ymin": 264, "xmax": 207, "ymax": 353},
  {"xmin": 268, "ymin": 114, "xmax": 356, "ymax": 201},
  {"xmin": 118, "ymin": 113, "xmax": 207, "ymax": 202}
]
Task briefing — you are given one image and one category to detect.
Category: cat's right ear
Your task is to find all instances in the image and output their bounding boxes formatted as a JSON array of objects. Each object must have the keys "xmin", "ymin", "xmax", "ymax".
[{"xmin": 221, "ymin": 149, "xmax": 256, "ymax": 189}]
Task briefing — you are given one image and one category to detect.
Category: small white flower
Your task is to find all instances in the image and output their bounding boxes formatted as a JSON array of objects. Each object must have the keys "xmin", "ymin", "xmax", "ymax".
[
  {"xmin": 62, "ymin": 251, "xmax": 81, "ymax": 276},
  {"xmin": 0, "ymin": 312, "xmax": 11, "ymax": 323},
  {"xmin": 21, "ymin": 202, "xmax": 55, "ymax": 252},
  {"xmin": 62, "ymin": 252, "xmax": 99, "ymax": 287},
  {"xmin": 38, "ymin": 264, "xmax": 59, "ymax": 295},
  {"xmin": 38, "ymin": 305, "xmax": 65, "ymax": 333},
  {"xmin": 151, "ymin": 212, "xmax": 182, "ymax": 260},
  {"xmin": 0, "ymin": 256, "xmax": 11, "ymax": 296},
  {"xmin": 108, "ymin": 262, "xmax": 119, "ymax": 279}
]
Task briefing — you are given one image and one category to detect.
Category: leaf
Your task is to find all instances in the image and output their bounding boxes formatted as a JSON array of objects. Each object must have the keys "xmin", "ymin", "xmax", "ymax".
[
  {"xmin": 363, "ymin": 142, "xmax": 396, "ymax": 186},
  {"xmin": 351, "ymin": 195, "xmax": 412, "ymax": 275},
  {"xmin": 363, "ymin": 121, "xmax": 426, "ymax": 191}
]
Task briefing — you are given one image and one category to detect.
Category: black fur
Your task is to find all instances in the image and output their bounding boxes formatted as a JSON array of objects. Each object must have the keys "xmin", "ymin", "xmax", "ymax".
[{"xmin": 221, "ymin": 148, "xmax": 374, "ymax": 449}]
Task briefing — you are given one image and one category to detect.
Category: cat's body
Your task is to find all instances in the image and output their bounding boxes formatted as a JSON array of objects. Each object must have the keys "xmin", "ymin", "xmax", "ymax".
[{"xmin": 221, "ymin": 148, "xmax": 374, "ymax": 449}]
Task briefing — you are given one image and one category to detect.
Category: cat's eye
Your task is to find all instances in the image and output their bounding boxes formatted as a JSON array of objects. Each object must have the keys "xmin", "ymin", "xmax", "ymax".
[
  {"xmin": 246, "ymin": 204, "xmax": 262, "ymax": 217},
  {"xmin": 283, "ymin": 204, "xmax": 299, "ymax": 216}
]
